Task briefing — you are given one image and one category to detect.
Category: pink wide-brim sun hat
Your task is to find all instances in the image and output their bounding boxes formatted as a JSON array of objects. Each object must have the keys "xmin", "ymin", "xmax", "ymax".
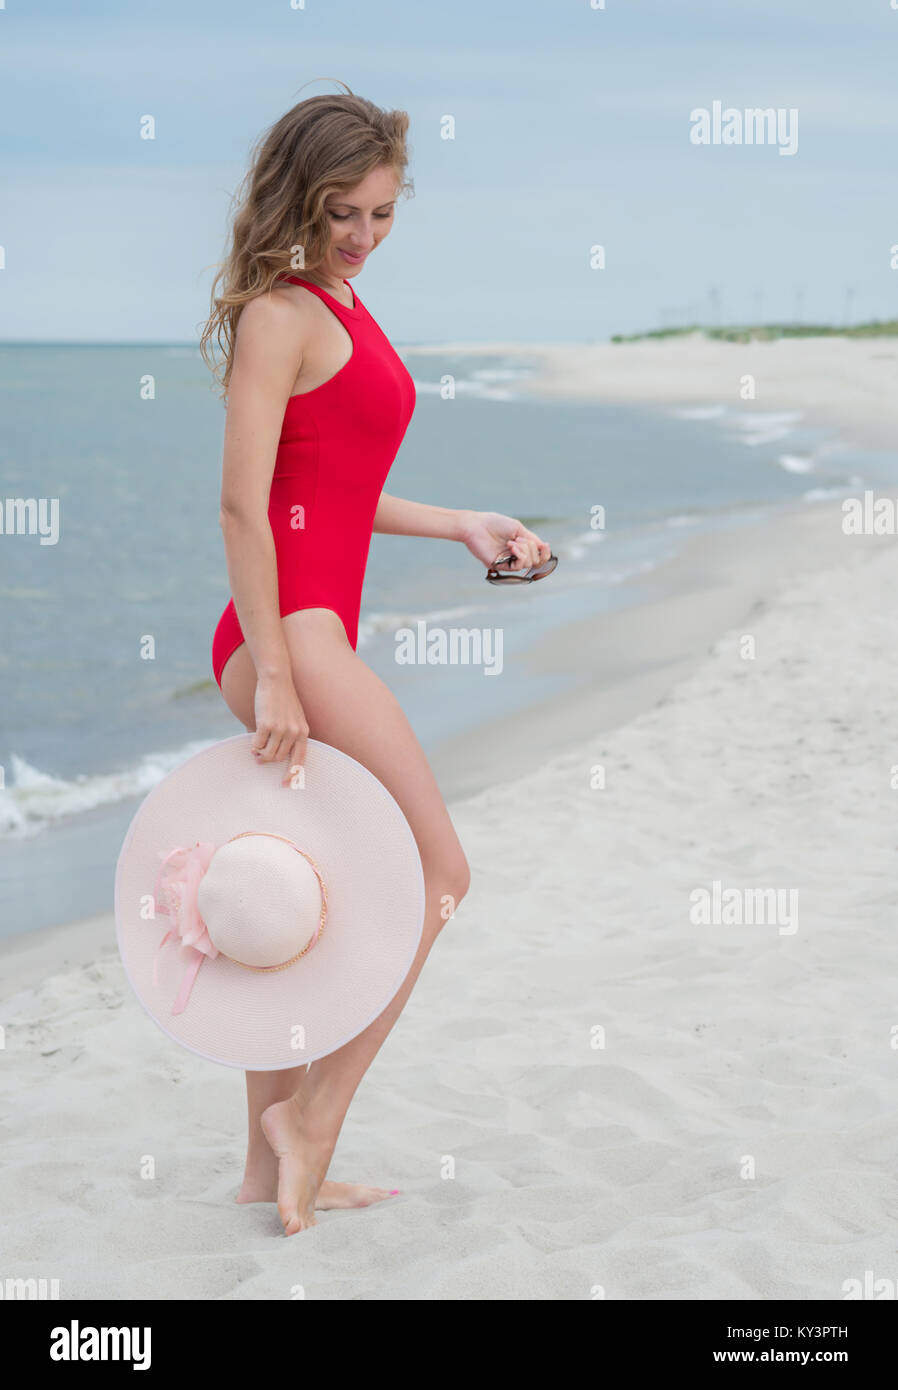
[{"xmin": 114, "ymin": 734, "xmax": 425, "ymax": 1070}]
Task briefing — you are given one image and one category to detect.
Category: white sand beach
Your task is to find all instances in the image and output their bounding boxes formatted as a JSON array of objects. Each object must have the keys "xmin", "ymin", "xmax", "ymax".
[
  {"xmin": 407, "ymin": 333, "xmax": 898, "ymax": 453},
  {"xmin": 2, "ymin": 337, "xmax": 897, "ymax": 1299}
]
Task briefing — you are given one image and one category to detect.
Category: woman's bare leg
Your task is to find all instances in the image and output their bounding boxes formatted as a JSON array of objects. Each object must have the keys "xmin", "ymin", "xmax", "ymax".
[
  {"xmin": 235, "ymin": 1067, "xmax": 300, "ymax": 1202},
  {"xmin": 236, "ymin": 1065, "xmax": 398, "ymax": 1211},
  {"xmin": 219, "ymin": 610, "xmax": 470, "ymax": 1234}
]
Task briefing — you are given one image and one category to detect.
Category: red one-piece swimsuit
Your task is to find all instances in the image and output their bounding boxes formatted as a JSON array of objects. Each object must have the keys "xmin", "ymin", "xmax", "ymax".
[{"xmin": 211, "ymin": 275, "xmax": 416, "ymax": 688}]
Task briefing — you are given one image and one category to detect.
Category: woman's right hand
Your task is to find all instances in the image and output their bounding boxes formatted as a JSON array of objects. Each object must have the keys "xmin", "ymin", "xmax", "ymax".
[{"xmin": 251, "ymin": 673, "xmax": 310, "ymax": 787}]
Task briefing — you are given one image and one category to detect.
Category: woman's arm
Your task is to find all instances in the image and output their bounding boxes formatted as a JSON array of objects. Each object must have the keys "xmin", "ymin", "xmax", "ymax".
[
  {"xmin": 372, "ymin": 492, "xmax": 471, "ymax": 542},
  {"xmin": 374, "ymin": 493, "xmax": 551, "ymax": 572},
  {"xmin": 218, "ymin": 289, "xmax": 313, "ymax": 781}
]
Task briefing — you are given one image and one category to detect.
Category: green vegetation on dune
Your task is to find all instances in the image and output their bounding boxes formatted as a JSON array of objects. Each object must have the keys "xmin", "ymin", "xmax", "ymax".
[{"xmin": 610, "ymin": 320, "xmax": 898, "ymax": 344}]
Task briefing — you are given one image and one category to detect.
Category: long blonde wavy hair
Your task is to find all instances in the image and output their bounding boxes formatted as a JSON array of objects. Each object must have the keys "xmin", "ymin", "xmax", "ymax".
[{"xmin": 199, "ymin": 85, "xmax": 413, "ymax": 399}]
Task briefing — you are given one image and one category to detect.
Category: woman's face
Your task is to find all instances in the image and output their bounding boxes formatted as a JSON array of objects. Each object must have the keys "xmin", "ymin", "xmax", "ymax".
[{"xmin": 322, "ymin": 164, "xmax": 399, "ymax": 277}]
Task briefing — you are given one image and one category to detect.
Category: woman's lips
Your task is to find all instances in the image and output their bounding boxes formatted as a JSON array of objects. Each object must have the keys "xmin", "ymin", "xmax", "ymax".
[{"xmin": 338, "ymin": 249, "xmax": 366, "ymax": 264}]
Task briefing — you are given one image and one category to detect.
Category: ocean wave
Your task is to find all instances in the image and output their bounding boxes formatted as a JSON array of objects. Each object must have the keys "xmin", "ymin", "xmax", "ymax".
[
  {"xmin": 0, "ymin": 740, "xmax": 218, "ymax": 840},
  {"xmin": 470, "ymin": 366, "xmax": 536, "ymax": 384},
  {"xmin": 672, "ymin": 405, "xmax": 728, "ymax": 420},
  {"xmin": 560, "ymin": 529, "xmax": 607, "ymax": 561},
  {"xmin": 357, "ymin": 605, "xmax": 483, "ymax": 643},
  {"xmin": 579, "ymin": 554, "xmax": 671, "ymax": 586},
  {"xmin": 802, "ymin": 482, "xmax": 861, "ymax": 502},
  {"xmin": 672, "ymin": 404, "xmax": 805, "ymax": 448},
  {"xmin": 777, "ymin": 453, "xmax": 815, "ymax": 474},
  {"xmin": 409, "ymin": 376, "xmax": 522, "ymax": 403},
  {"xmin": 725, "ymin": 410, "xmax": 804, "ymax": 448}
]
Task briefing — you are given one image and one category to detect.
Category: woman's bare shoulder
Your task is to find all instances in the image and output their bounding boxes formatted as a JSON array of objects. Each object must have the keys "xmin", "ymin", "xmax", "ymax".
[
  {"xmin": 237, "ymin": 279, "xmax": 319, "ymax": 342},
  {"xmin": 230, "ymin": 281, "xmax": 322, "ymax": 389}
]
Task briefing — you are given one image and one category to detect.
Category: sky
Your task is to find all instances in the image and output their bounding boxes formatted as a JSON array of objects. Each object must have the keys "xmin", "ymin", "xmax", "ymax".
[{"xmin": 1, "ymin": 0, "xmax": 896, "ymax": 343}]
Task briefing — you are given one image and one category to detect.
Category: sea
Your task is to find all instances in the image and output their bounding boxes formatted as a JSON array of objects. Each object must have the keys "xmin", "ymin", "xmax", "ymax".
[{"xmin": 2, "ymin": 341, "xmax": 896, "ymax": 936}]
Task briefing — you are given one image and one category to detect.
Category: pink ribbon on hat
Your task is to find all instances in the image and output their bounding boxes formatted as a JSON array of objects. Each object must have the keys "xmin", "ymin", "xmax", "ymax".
[{"xmin": 152, "ymin": 841, "xmax": 219, "ymax": 1015}]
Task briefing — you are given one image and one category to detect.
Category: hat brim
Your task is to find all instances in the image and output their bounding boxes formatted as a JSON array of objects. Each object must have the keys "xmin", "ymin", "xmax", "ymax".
[{"xmin": 114, "ymin": 735, "xmax": 425, "ymax": 1069}]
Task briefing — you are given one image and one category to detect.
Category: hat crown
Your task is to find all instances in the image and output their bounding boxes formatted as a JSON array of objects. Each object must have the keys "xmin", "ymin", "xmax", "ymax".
[{"xmin": 197, "ymin": 833, "xmax": 322, "ymax": 968}]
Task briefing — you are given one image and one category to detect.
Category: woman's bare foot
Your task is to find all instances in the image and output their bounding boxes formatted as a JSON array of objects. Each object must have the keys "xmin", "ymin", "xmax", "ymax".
[
  {"xmin": 259, "ymin": 1095, "xmax": 342, "ymax": 1234},
  {"xmin": 318, "ymin": 1181, "xmax": 399, "ymax": 1209},
  {"xmin": 236, "ymin": 1175, "xmax": 399, "ymax": 1209},
  {"xmin": 237, "ymin": 1104, "xmax": 399, "ymax": 1213}
]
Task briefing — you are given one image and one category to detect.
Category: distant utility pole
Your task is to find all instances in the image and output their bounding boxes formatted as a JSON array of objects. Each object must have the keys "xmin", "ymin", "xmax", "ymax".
[
  {"xmin": 708, "ymin": 284, "xmax": 720, "ymax": 326},
  {"xmin": 843, "ymin": 285, "xmax": 856, "ymax": 327},
  {"xmin": 792, "ymin": 287, "xmax": 805, "ymax": 325},
  {"xmin": 661, "ymin": 304, "xmax": 695, "ymax": 328},
  {"xmin": 752, "ymin": 287, "xmax": 763, "ymax": 325}
]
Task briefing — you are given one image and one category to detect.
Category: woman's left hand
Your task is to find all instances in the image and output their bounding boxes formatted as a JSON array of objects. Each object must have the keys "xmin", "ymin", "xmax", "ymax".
[{"xmin": 458, "ymin": 509, "xmax": 552, "ymax": 573}]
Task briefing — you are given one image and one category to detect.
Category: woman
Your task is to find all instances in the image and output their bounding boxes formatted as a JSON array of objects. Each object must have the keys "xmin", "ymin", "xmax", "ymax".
[{"xmin": 201, "ymin": 88, "xmax": 552, "ymax": 1236}]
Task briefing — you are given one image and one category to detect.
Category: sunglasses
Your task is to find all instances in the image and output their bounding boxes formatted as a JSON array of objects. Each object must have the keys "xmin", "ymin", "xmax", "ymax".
[{"xmin": 485, "ymin": 553, "xmax": 559, "ymax": 585}]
